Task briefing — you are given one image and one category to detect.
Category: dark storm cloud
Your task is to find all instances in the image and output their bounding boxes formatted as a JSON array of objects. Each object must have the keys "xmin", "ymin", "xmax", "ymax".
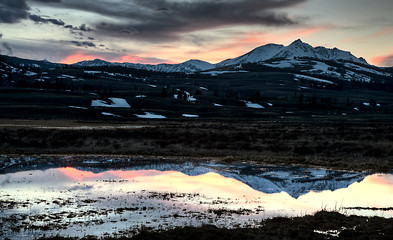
[
  {"xmin": 29, "ymin": 14, "xmax": 65, "ymax": 25},
  {"xmin": 36, "ymin": 0, "xmax": 307, "ymax": 41},
  {"xmin": 0, "ymin": 0, "xmax": 29, "ymax": 23},
  {"xmin": 0, "ymin": 0, "xmax": 63, "ymax": 24},
  {"xmin": 79, "ymin": 24, "xmax": 92, "ymax": 32},
  {"xmin": 33, "ymin": 0, "xmax": 62, "ymax": 2},
  {"xmin": 69, "ymin": 41, "xmax": 96, "ymax": 48},
  {"xmin": 64, "ymin": 24, "xmax": 93, "ymax": 33}
]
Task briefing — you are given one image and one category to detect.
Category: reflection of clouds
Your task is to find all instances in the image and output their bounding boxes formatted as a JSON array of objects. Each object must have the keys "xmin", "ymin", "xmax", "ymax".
[
  {"xmin": 0, "ymin": 175, "xmax": 11, "ymax": 186},
  {"xmin": 69, "ymin": 185, "xmax": 94, "ymax": 191},
  {"xmin": 296, "ymin": 174, "xmax": 393, "ymax": 215}
]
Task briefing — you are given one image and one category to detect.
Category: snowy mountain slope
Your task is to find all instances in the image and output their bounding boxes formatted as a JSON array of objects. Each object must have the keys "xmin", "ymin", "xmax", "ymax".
[
  {"xmin": 72, "ymin": 39, "xmax": 391, "ymax": 79},
  {"xmin": 75, "ymin": 59, "xmax": 110, "ymax": 67},
  {"xmin": 218, "ymin": 39, "xmax": 368, "ymax": 68},
  {"xmin": 216, "ymin": 43, "xmax": 285, "ymax": 67},
  {"xmin": 272, "ymin": 39, "xmax": 367, "ymax": 64},
  {"xmin": 248, "ymin": 57, "xmax": 390, "ymax": 82},
  {"xmin": 74, "ymin": 59, "xmax": 216, "ymax": 73}
]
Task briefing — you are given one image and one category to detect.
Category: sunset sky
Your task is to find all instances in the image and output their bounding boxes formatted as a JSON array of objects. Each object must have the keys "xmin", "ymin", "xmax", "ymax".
[{"xmin": 1, "ymin": 0, "xmax": 393, "ymax": 66}]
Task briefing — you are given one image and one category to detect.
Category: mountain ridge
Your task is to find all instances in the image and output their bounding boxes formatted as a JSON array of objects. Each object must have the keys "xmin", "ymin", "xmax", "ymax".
[{"xmin": 73, "ymin": 39, "xmax": 370, "ymax": 73}]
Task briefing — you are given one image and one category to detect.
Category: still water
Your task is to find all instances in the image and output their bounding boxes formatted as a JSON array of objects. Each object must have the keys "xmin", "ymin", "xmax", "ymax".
[{"xmin": 0, "ymin": 162, "xmax": 392, "ymax": 239}]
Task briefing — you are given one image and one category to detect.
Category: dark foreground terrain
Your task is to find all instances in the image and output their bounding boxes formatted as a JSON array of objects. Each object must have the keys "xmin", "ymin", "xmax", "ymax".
[
  {"xmin": 1, "ymin": 120, "xmax": 392, "ymax": 172},
  {"xmin": 32, "ymin": 211, "xmax": 393, "ymax": 240}
]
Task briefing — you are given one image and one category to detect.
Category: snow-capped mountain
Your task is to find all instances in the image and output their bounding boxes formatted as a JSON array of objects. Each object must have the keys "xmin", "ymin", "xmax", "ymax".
[
  {"xmin": 74, "ymin": 59, "xmax": 216, "ymax": 73},
  {"xmin": 75, "ymin": 59, "xmax": 110, "ymax": 67},
  {"xmin": 74, "ymin": 39, "xmax": 372, "ymax": 74},
  {"xmin": 117, "ymin": 162, "xmax": 366, "ymax": 199},
  {"xmin": 218, "ymin": 39, "xmax": 367, "ymax": 67},
  {"xmin": 216, "ymin": 43, "xmax": 285, "ymax": 67}
]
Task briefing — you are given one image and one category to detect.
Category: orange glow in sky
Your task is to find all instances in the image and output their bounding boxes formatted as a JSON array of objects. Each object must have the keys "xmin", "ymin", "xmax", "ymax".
[
  {"xmin": 60, "ymin": 53, "xmax": 101, "ymax": 64},
  {"xmin": 371, "ymin": 53, "xmax": 393, "ymax": 66}
]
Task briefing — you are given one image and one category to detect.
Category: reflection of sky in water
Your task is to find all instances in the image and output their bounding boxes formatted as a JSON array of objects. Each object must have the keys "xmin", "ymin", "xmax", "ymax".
[{"xmin": 1, "ymin": 167, "xmax": 393, "ymax": 239}]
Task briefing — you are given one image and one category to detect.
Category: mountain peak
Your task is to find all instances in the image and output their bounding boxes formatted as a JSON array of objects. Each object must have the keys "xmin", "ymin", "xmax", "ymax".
[{"xmin": 291, "ymin": 39, "xmax": 304, "ymax": 45}]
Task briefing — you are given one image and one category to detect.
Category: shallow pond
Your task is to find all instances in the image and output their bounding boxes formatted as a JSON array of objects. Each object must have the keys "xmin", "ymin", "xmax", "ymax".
[{"xmin": 1, "ymin": 161, "xmax": 392, "ymax": 239}]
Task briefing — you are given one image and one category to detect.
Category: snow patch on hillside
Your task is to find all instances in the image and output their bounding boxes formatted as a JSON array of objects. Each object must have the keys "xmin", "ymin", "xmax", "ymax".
[
  {"xmin": 241, "ymin": 100, "xmax": 264, "ymax": 109},
  {"xmin": 135, "ymin": 112, "xmax": 166, "ymax": 119},
  {"xmin": 91, "ymin": 98, "xmax": 131, "ymax": 108},
  {"xmin": 294, "ymin": 74, "xmax": 334, "ymax": 84},
  {"xmin": 102, "ymin": 112, "xmax": 122, "ymax": 117},
  {"xmin": 182, "ymin": 114, "xmax": 199, "ymax": 118}
]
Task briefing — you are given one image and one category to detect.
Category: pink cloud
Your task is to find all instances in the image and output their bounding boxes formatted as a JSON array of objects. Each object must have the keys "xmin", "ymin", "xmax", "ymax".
[
  {"xmin": 59, "ymin": 52, "xmax": 174, "ymax": 65},
  {"xmin": 111, "ymin": 55, "xmax": 176, "ymax": 64},
  {"xmin": 371, "ymin": 27, "xmax": 393, "ymax": 38},
  {"xmin": 60, "ymin": 53, "xmax": 100, "ymax": 64},
  {"xmin": 371, "ymin": 54, "xmax": 393, "ymax": 67}
]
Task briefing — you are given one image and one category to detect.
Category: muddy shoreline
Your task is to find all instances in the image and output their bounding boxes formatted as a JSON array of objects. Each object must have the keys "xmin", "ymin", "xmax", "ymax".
[{"xmin": 27, "ymin": 211, "xmax": 393, "ymax": 240}]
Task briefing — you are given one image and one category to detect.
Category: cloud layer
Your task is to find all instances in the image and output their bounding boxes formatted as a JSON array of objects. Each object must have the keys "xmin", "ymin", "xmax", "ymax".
[
  {"xmin": 0, "ymin": 0, "xmax": 29, "ymax": 23},
  {"xmin": 72, "ymin": 0, "xmax": 306, "ymax": 41},
  {"xmin": 1, "ymin": 0, "xmax": 306, "ymax": 41}
]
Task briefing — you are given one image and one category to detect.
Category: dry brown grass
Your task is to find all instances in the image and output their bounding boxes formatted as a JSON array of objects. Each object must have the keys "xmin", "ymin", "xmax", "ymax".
[{"xmin": 1, "ymin": 120, "xmax": 392, "ymax": 172}]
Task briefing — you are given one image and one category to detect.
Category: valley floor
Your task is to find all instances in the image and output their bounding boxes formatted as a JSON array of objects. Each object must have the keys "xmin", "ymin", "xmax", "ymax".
[{"xmin": 1, "ymin": 119, "xmax": 392, "ymax": 172}]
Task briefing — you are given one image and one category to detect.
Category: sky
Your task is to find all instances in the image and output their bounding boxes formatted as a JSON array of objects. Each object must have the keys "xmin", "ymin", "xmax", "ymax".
[{"xmin": 0, "ymin": 0, "xmax": 393, "ymax": 66}]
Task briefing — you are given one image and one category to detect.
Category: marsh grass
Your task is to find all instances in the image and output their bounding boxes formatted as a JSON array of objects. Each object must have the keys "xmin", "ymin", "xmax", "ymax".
[{"xmin": 1, "ymin": 121, "xmax": 392, "ymax": 172}]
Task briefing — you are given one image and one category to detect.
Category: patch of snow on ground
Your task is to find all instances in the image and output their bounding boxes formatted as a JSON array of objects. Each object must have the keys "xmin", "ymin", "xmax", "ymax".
[
  {"xmin": 174, "ymin": 91, "xmax": 197, "ymax": 102},
  {"xmin": 294, "ymin": 74, "xmax": 334, "ymax": 84},
  {"xmin": 213, "ymin": 103, "xmax": 223, "ymax": 107},
  {"xmin": 182, "ymin": 114, "xmax": 199, "ymax": 118},
  {"xmin": 354, "ymin": 107, "xmax": 359, "ymax": 111},
  {"xmin": 187, "ymin": 95, "xmax": 197, "ymax": 102},
  {"xmin": 241, "ymin": 100, "xmax": 264, "ymax": 109},
  {"xmin": 306, "ymin": 61, "xmax": 340, "ymax": 77},
  {"xmin": 69, "ymin": 106, "xmax": 88, "ymax": 110},
  {"xmin": 344, "ymin": 70, "xmax": 371, "ymax": 82},
  {"xmin": 263, "ymin": 60, "xmax": 294, "ymax": 68},
  {"xmin": 363, "ymin": 102, "xmax": 370, "ymax": 106},
  {"xmin": 200, "ymin": 87, "xmax": 208, "ymax": 90},
  {"xmin": 135, "ymin": 112, "xmax": 166, "ymax": 119},
  {"xmin": 267, "ymin": 103, "xmax": 273, "ymax": 107},
  {"xmin": 201, "ymin": 70, "xmax": 248, "ymax": 76},
  {"xmin": 59, "ymin": 74, "xmax": 76, "ymax": 79},
  {"xmin": 313, "ymin": 229, "xmax": 341, "ymax": 237},
  {"xmin": 91, "ymin": 98, "xmax": 131, "ymax": 108},
  {"xmin": 24, "ymin": 71, "xmax": 38, "ymax": 76},
  {"xmin": 135, "ymin": 95, "xmax": 147, "ymax": 98},
  {"xmin": 84, "ymin": 71, "xmax": 102, "ymax": 74},
  {"xmin": 101, "ymin": 112, "xmax": 122, "ymax": 117},
  {"xmin": 148, "ymin": 84, "xmax": 157, "ymax": 88}
]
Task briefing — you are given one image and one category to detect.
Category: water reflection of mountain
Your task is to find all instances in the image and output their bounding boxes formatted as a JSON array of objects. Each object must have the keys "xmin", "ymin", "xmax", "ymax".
[{"xmin": 116, "ymin": 163, "xmax": 366, "ymax": 198}]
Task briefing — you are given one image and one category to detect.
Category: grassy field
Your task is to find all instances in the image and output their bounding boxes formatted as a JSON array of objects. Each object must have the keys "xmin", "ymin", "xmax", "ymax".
[
  {"xmin": 1, "ymin": 120, "xmax": 392, "ymax": 172},
  {"xmin": 1, "ymin": 68, "xmax": 393, "ymax": 121}
]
